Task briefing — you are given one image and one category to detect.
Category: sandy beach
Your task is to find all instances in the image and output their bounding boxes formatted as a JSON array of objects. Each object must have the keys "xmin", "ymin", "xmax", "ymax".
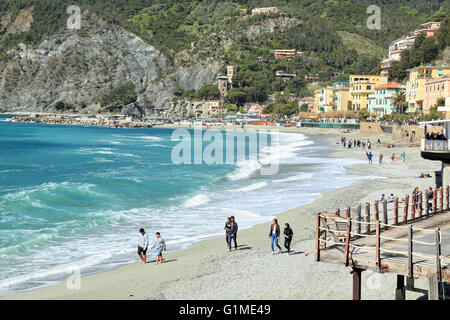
[{"xmin": 2, "ymin": 126, "xmax": 445, "ymax": 300}]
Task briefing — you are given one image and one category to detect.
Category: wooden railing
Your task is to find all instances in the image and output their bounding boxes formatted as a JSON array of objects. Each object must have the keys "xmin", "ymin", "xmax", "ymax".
[{"xmin": 315, "ymin": 185, "xmax": 448, "ymax": 280}]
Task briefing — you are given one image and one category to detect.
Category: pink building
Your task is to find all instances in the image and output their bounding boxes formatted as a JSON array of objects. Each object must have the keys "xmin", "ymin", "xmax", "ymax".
[
  {"xmin": 414, "ymin": 22, "xmax": 441, "ymax": 38},
  {"xmin": 424, "ymin": 76, "xmax": 450, "ymax": 114},
  {"xmin": 244, "ymin": 103, "xmax": 264, "ymax": 116}
]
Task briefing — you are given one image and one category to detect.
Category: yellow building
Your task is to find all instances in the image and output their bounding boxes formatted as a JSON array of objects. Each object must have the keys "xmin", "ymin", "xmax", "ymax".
[
  {"xmin": 329, "ymin": 82, "xmax": 351, "ymax": 112},
  {"xmin": 406, "ymin": 65, "xmax": 450, "ymax": 113},
  {"xmin": 313, "ymin": 87, "xmax": 334, "ymax": 112},
  {"xmin": 349, "ymin": 75, "xmax": 388, "ymax": 111}
]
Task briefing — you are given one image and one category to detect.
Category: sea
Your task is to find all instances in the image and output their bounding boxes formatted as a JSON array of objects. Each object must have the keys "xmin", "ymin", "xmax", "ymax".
[{"xmin": 0, "ymin": 114, "xmax": 368, "ymax": 295}]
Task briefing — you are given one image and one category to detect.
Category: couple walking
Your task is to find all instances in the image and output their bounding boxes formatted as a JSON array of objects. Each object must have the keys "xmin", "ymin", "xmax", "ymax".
[
  {"xmin": 269, "ymin": 219, "xmax": 293, "ymax": 254},
  {"xmin": 224, "ymin": 216, "xmax": 238, "ymax": 251},
  {"xmin": 138, "ymin": 228, "xmax": 167, "ymax": 265}
]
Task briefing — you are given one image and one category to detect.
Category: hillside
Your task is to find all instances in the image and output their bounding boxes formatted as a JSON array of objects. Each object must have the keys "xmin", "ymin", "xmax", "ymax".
[{"xmin": 0, "ymin": 0, "xmax": 448, "ymax": 115}]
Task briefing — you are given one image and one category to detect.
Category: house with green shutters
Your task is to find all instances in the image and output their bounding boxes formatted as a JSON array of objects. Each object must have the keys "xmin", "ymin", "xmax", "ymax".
[{"xmin": 367, "ymin": 82, "xmax": 405, "ymax": 117}]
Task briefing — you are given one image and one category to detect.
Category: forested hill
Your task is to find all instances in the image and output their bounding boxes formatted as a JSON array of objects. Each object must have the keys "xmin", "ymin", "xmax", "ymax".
[{"xmin": 0, "ymin": 0, "xmax": 448, "ymax": 113}]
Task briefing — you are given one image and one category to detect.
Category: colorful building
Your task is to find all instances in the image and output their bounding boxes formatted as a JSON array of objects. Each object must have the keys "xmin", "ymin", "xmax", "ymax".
[
  {"xmin": 406, "ymin": 66, "xmax": 450, "ymax": 113},
  {"xmin": 329, "ymin": 82, "xmax": 350, "ymax": 112},
  {"xmin": 349, "ymin": 75, "xmax": 388, "ymax": 111},
  {"xmin": 380, "ymin": 22, "xmax": 441, "ymax": 76},
  {"xmin": 367, "ymin": 82, "xmax": 405, "ymax": 116},
  {"xmin": 424, "ymin": 76, "xmax": 450, "ymax": 114},
  {"xmin": 313, "ymin": 87, "xmax": 334, "ymax": 112}
]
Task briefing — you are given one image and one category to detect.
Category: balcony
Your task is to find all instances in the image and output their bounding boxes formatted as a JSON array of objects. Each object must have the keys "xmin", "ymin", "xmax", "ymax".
[{"xmin": 421, "ymin": 138, "xmax": 450, "ymax": 163}]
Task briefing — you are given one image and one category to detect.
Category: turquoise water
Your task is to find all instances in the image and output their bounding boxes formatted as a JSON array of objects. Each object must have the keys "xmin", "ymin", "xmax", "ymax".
[{"xmin": 0, "ymin": 115, "xmax": 367, "ymax": 295}]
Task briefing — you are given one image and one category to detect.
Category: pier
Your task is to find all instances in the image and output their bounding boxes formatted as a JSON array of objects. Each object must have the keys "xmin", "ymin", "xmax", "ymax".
[{"xmin": 314, "ymin": 186, "xmax": 449, "ymax": 300}]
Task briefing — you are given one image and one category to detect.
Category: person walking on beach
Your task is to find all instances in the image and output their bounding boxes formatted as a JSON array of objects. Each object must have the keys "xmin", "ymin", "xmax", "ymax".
[
  {"xmin": 368, "ymin": 152, "xmax": 373, "ymax": 164},
  {"xmin": 150, "ymin": 232, "xmax": 166, "ymax": 264},
  {"xmin": 283, "ymin": 223, "xmax": 293, "ymax": 254},
  {"xmin": 224, "ymin": 217, "xmax": 232, "ymax": 249},
  {"xmin": 138, "ymin": 228, "xmax": 149, "ymax": 264},
  {"xmin": 229, "ymin": 216, "xmax": 238, "ymax": 251},
  {"xmin": 379, "ymin": 153, "xmax": 383, "ymax": 164},
  {"xmin": 401, "ymin": 152, "xmax": 406, "ymax": 162},
  {"xmin": 269, "ymin": 219, "xmax": 282, "ymax": 254}
]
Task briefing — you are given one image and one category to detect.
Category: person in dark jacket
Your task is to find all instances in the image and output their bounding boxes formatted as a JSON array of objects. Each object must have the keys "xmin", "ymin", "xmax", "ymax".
[
  {"xmin": 269, "ymin": 218, "xmax": 282, "ymax": 254},
  {"xmin": 283, "ymin": 223, "xmax": 293, "ymax": 254},
  {"xmin": 228, "ymin": 216, "xmax": 238, "ymax": 251},
  {"xmin": 224, "ymin": 217, "xmax": 232, "ymax": 249}
]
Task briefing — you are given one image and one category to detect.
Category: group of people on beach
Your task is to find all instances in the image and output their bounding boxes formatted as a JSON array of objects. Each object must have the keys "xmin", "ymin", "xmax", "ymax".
[
  {"xmin": 137, "ymin": 228, "xmax": 167, "ymax": 265},
  {"xmin": 224, "ymin": 216, "xmax": 239, "ymax": 251},
  {"xmin": 224, "ymin": 217, "xmax": 294, "ymax": 254},
  {"xmin": 268, "ymin": 219, "xmax": 294, "ymax": 254},
  {"xmin": 340, "ymin": 136, "xmax": 376, "ymax": 149}
]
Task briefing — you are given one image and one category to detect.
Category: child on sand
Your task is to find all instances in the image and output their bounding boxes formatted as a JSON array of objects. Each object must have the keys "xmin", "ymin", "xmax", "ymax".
[{"xmin": 151, "ymin": 232, "xmax": 166, "ymax": 264}]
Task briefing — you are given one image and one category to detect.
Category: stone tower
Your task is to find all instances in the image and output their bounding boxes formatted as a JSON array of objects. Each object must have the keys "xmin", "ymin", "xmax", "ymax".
[{"xmin": 217, "ymin": 75, "xmax": 229, "ymax": 98}]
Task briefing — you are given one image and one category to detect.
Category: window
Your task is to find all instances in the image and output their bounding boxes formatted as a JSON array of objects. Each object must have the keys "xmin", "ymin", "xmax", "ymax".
[{"xmin": 367, "ymin": 85, "xmax": 371, "ymax": 90}]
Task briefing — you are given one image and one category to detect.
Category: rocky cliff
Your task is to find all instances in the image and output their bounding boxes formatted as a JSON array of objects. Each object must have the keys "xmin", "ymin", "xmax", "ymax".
[{"xmin": 0, "ymin": 12, "xmax": 221, "ymax": 115}]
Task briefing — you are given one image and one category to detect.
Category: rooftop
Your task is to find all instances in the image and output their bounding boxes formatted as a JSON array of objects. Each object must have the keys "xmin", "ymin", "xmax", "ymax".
[{"xmin": 375, "ymin": 81, "xmax": 405, "ymax": 90}]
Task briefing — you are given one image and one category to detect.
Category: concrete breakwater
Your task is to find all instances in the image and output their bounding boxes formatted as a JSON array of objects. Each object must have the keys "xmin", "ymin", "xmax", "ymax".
[{"xmin": 7, "ymin": 115, "xmax": 153, "ymax": 129}]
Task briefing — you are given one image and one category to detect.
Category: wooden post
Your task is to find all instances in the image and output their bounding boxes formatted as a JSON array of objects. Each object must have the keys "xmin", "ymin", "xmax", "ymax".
[
  {"xmin": 395, "ymin": 275, "xmax": 405, "ymax": 300},
  {"xmin": 375, "ymin": 220, "xmax": 381, "ymax": 273},
  {"xmin": 427, "ymin": 274, "xmax": 439, "ymax": 300},
  {"xmin": 344, "ymin": 215, "xmax": 351, "ymax": 267},
  {"xmin": 374, "ymin": 201, "xmax": 379, "ymax": 221},
  {"xmin": 336, "ymin": 208, "xmax": 340, "ymax": 217},
  {"xmin": 382, "ymin": 200, "xmax": 388, "ymax": 226},
  {"xmin": 408, "ymin": 225, "xmax": 413, "ymax": 279},
  {"xmin": 394, "ymin": 197, "xmax": 399, "ymax": 225},
  {"xmin": 406, "ymin": 277, "xmax": 415, "ymax": 291},
  {"xmin": 411, "ymin": 192, "xmax": 416, "ymax": 220},
  {"xmin": 356, "ymin": 205, "xmax": 362, "ymax": 235},
  {"xmin": 315, "ymin": 212, "xmax": 320, "ymax": 262},
  {"xmin": 439, "ymin": 187, "xmax": 443, "ymax": 213},
  {"xmin": 365, "ymin": 203, "xmax": 370, "ymax": 234},
  {"xmin": 352, "ymin": 268, "xmax": 362, "ymax": 300},
  {"xmin": 418, "ymin": 192, "xmax": 423, "ymax": 219},
  {"xmin": 433, "ymin": 188, "xmax": 437, "ymax": 214},
  {"xmin": 345, "ymin": 206, "xmax": 350, "ymax": 219},
  {"xmin": 403, "ymin": 194, "xmax": 409, "ymax": 223},
  {"xmin": 446, "ymin": 186, "xmax": 449, "ymax": 211},
  {"xmin": 425, "ymin": 189, "xmax": 430, "ymax": 216},
  {"xmin": 435, "ymin": 227, "xmax": 441, "ymax": 283}
]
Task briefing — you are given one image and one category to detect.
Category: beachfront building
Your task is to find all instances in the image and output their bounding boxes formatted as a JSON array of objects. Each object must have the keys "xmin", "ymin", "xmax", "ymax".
[
  {"xmin": 329, "ymin": 82, "xmax": 350, "ymax": 112},
  {"xmin": 367, "ymin": 82, "xmax": 405, "ymax": 117},
  {"xmin": 424, "ymin": 76, "xmax": 450, "ymax": 114},
  {"xmin": 349, "ymin": 75, "xmax": 388, "ymax": 111},
  {"xmin": 170, "ymin": 100, "xmax": 226, "ymax": 119},
  {"xmin": 406, "ymin": 65, "xmax": 450, "ymax": 113},
  {"xmin": 251, "ymin": 7, "xmax": 279, "ymax": 16},
  {"xmin": 274, "ymin": 49, "xmax": 297, "ymax": 59},
  {"xmin": 244, "ymin": 102, "xmax": 264, "ymax": 116},
  {"xmin": 313, "ymin": 87, "xmax": 334, "ymax": 112},
  {"xmin": 305, "ymin": 74, "xmax": 320, "ymax": 83},
  {"xmin": 298, "ymin": 97, "xmax": 314, "ymax": 112}
]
